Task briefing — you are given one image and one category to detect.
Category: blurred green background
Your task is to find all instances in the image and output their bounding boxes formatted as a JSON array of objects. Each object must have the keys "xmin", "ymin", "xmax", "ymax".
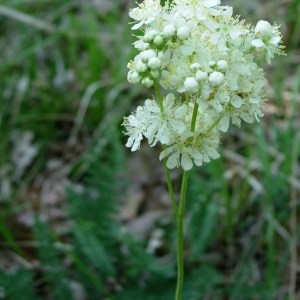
[{"xmin": 0, "ymin": 0, "xmax": 299, "ymax": 299}]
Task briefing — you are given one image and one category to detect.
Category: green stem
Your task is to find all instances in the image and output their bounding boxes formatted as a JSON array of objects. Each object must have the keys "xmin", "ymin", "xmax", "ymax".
[
  {"xmin": 190, "ymin": 102, "xmax": 199, "ymax": 132},
  {"xmin": 175, "ymin": 170, "xmax": 190, "ymax": 300},
  {"xmin": 154, "ymin": 80, "xmax": 164, "ymax": 111},
  {"xmin": 164, "ymin": 159, "xmax": 178, "ymax": 216},
  {"xmin": 175, "ymin": 100, "xmax": 198, "ymax": 300},
  {"xmin": 154, "ymin": 80, "xmax": 178, "ymax": 216}
]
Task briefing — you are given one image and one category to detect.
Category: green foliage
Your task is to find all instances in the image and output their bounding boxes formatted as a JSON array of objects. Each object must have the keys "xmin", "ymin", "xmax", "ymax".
[
  {"xmin": 33, "ymin": 220, "xmax": 73, "ymax": 300},
  {"xmin": 186, "ymin": 174, "xmax": 219, "ymax": 259},
  {"xmin": 66, "ymin": 128, "xmax": 124, "ymax": 297},
  {"xmin": 186, "ymin": 264, "xmax": 225, "ymax": 299},
  {"xmin": 66, "ymin": 128, "xmax": 176, "ymax": 298},
  {"xmin": 0, "ymin": 270, "xmax": 39, "ymax": 300}
]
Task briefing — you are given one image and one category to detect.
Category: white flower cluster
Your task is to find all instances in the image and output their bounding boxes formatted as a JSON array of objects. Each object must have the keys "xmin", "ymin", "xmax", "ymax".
[{"xmin": 123, "ymin": 0, "xmax": 284, "ymax": 171}]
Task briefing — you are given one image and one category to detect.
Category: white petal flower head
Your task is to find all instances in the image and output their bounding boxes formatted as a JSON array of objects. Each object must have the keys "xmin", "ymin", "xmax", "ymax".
[
  {"xmin": 123, "ymin": 107, "xmax": 147, "ymax": 151},
  {"xmin": 251, "ymin": 20, "xmax": 284, "ymax": 63},
  {"xmin": 129, "ymin": 0, "xmax": 162, "ymax": 30},
  {"xmin": 124, "ymin": 0, "xmax": 284, "ymax": 170},
  {"xmin": 159, "ymin": 105, "xmax": 221, "ymax": 170},
  {"xmin": 125, "ymin": 94, "xmax": 189, "ymax": 149}
]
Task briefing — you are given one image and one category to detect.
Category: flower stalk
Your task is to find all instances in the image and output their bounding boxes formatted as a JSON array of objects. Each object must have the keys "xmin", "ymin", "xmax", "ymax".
[
  {"xmin": 175, "ymin": 170, "xmax": 189, "ymax": 300},
  {"xmin": 175, "ymin": 100, "xmax": 198, "ymax": 299}
]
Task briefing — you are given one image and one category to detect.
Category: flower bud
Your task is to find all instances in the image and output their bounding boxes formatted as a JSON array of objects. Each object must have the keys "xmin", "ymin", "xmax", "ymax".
[
  {"xmin": 143, "ymin": 30, "xmax": 158, "ymax": 43},
  {"xmin": 255, "ymin": 20, "xmax": 272, "ymax": 37},
  {"xmin": 127, "ymin": 70, "xmax": 141, "ymax": 84},
  {"xmin": 195, "ymin": 70, "xmax": 208, "ymax": 82},
  {"xmin": 148, "ymin": 57, "xmax": 161, "ymax": 69},
  {"xmin": 208, "ymin": 71, "xmax": 225, "ymax": 87},
  {"xmin": 190, "ymin": 63, "xmax": 201, "ymax": 71},
  {"xmin": 163, "ymin": 24, "xmax": 176, "ymax": 38},
  {"xmin": 150, "ymin": 70, "xmax": 160, "ymax": 79},
  {"xmin": 209, "ymin": 60, "xmax": 216, "ymax": 68},
  {"xmin": 134, "ymin": 40, "xmax": 150, "ymax": 50},
  {"xmin": 217, "ymin": 60, "xmax": 228, "ymax": 72},
  {"xmin": 140, "ymin": 49, "xmax": 157, "ymax": 62},
  {"xmin": 141, "ymin": 77, "xmax": 154, "ymax": 88},
  {"xmin": 177, "ymin": 26, "xmax": 190, "ymax": 40},
  {"xmin": 153, "ymin": 35, "xmax": 164, "ymax": 45},
  {"xmin": 184, "ymin": 77, "xmax": 199, "ymax": 93},
  {"xmin": 136, "ymin": 60, "xmax": 148, "ymax": 72}
]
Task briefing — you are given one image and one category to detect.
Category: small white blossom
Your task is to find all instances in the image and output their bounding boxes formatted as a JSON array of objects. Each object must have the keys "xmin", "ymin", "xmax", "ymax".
[
  {"xmin": 163, "ymin": 24, "xmax": 177, "ymax": 38},
  {"xmin": 195, "ymin": 70, "xmax": 208, "ymax": 82},
  {"xmin": 190, "ymin": 63, "xmax": 201, "ymax": 71},
  {"xmin": 127, "ymin": 70, "xmax": 141, "ymax": 84},
  {"xmin": 184, "ymin": 77, "xmax": 199, "ymax": 93},
  {"xmin": 217, "ymin": 60, "xmax": 228, "ymax": 72},
  {"xmin": 153, "ymin": 35, "xmax": 164, "ymax": 45},
  {"xmin": 251, "ymin": 20, "xmax": 284, "ymax": 63},
  {"xmin": 140, "ymin": 49, "xmax": 157, "ymax": 62},
  {"xmin": 150, "ymin": 69, "xmax": 160, "ymax": 79},
  {"xmin": 123, "ymin": 107, "xmax": 146, "ymax": 151},
  {"xmin": 255, "ymin": 20, "xmax": 272, "ymax": 36},
  {"xmin": 148, "ymin": 57, "xmax": 161, "ymax": 70},
  {"xmin": 177, "ymin": 26, "xmax": 191, "ymax": 40},
  {"xmin": 208, "ymin": 71, "xmax": 225, "ymax": 87},
  {"xmin": 143, "ymin": 30, "xmax": 159, "ymax": 43},
  {"xmin": 129, "ymin": 0, "xmax": 162, "ymax": 30},
  {"xmin": 141, "ymin": 77, "xmax": 154, "ymax": 88},
  {"xmin": 136, "ymin": 60, "xmax": 148, "ymax": 73}
]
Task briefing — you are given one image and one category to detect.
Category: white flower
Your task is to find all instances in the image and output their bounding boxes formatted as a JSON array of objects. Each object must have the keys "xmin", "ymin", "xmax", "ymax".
[
  {"xmin": 129, "ymin": 0, "xmax": 162, "ymax": 30},
  {"xmin": 141, "ymin": 77, "xmax": 154, "ymax": 88},
  {"xmin": 123, "ymin": 94, "xmax": 189, "ymax": 152},
  {"xmin": 163, "ymin": 24, "xmax": 176, "ymax": 38},
  {"xmin": 255, "ymin": 20, "xmax": 272, "ymax": 36},
  {"xmin": 124, "ymin": 0, "xmax": 284, "ymax": 170},
  {"xmin": 136, "ymin": 60, "xmax": 148, "ymax": 73},
  {"xmin": 159, "ymin": 105, "xmax": 220, "ymax": 170},
  {"xmin": 217, "ymin": 60, "xmax": 228, "ymax": 72},
  {"xmin": 140, "ymin": 49, "xmax": 157, "ymax": 62},
  {"xmin": 148, "ymin": 57, "xmax": 161, "ymax": 70},
  {"xmin": 184, "ymin": 77, "xmax": 199, "ymax": 93},
  {"xmin": 153, "ymin": 35, "xmax": 164, "ymax": 45},
  {"xmin": 123, "ymin": 107, "xmax": 146, "ymax": 151},
  {"xmin": 143, "ymin": 29, "xmax": 159, "ymax": 43},
  {"xmin": 143, "ymin": 95, "xmax": 188, "ymax": 146},
  {"xmin": 251, "ymin": 21, "xmax": 283, "ymax": 63},
  {"xmin": 208, "ymin": 71, "xmax": 225, "ymax": 87},
  {"xmin": 177, "ymin": 26, "xmax": 191, "ymax": 40},
  {"xmin": 160, "ymin": 54, "xmax": 191, "ymax": 91},
  {"xmin": 127, "ymin": 70, "xmax": 141, "ymax": 84},
  {"xmin": 195, "ymin": 70, "xmax": 208, "ymax": 82}
]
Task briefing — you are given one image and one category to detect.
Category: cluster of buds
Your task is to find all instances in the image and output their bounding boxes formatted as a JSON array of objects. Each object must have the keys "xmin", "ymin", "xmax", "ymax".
[{"xmin": 123, "ymin": 0, "xmax": 284, "ymax": 171}]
